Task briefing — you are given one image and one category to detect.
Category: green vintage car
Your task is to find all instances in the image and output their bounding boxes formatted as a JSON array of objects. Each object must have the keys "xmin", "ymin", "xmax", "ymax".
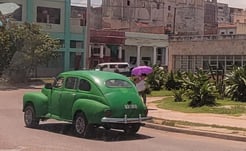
[{"xmin": 23, "ymin": 70, "xmax": 151, "ymax": 137}]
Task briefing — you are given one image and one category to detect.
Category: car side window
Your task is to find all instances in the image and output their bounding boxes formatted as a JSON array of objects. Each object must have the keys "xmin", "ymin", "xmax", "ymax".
[
  {"xmin": 65, "ymin": 77, "xmax": 77, "ymax": 89},
  {"xmin": 78, "ymin": 79, "xmax": 91, "ymax": 91},
  {"xmin": 53, "ymin": 77, "xmax": 64, "ymax": 88}
]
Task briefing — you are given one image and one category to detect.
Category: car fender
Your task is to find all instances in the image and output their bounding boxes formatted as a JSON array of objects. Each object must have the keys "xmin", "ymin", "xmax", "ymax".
[
  {"xmin": 72, "ymin": 99, "xmax": 110, "ymax": 124},
  {"xmin": 23, "ymin": 92, "xmax": 49, "ymax": 117}
]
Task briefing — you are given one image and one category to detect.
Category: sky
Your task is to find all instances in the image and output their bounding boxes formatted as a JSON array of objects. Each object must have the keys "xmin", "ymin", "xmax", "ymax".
[
  {"xmin": 218, "ymin": 0, "xmax": 246, "ymax": 9},
  {"xmin": 71, "ymin": 0, "xmax": 246, "ymax": 9},
  {"xmin": 71, "ymin": 0, "xmax": 102, "ymax": 7}
]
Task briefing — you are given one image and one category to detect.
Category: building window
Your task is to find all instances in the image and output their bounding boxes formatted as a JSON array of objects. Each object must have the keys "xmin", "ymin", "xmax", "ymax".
[
  {"xmin": 142, "ymin": 57, "xmax": 151, "ymax": 66},
  {"xmin": 174, "ymin": 55, "xmax": 246, "ymax": 73},
  {"xmin": 12, "ymin": 4, "xmax": 22, "ymax": 21},
  {"xmin": 127, "ymin": 0, "xmax": 130, "ymax": 6},
  {"xmin": 71, "ymin": 6, "xmax": 86, "ymax": 26},
  {"xmin": 142, "ymin": 2, "xmax": 145, "ymax": 8},
  {"xmin": 59, "ymin": 40, "xmax": 65, "ymax": 48},
  {"xmin": 70, "ymin": 40, "xmax": 84, "ymax": 48},
  {"xmin": 168, "ymin": 6, "xmax": 171, "ymax": 11},
  {"xmin": 218, "ymin": 7, "xmax": 223, "ymax": 10},
  {"xmin": 37, "ymin": 6, "xmax": 61, "ymax": 24}
]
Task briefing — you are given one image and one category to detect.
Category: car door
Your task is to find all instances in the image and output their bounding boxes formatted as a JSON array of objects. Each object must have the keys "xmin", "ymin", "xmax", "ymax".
[
  {"xmin": 59, "ymin": 77, "xmax": 78, "ymax": 120},
  {"xmin": 49, "ymin": 77, "xmax": 64, "ymax": 116}
]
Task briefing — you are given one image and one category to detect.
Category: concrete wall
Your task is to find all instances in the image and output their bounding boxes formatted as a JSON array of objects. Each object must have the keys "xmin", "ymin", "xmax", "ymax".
[
  {"xmin": 125, "ymin": 32, "xmax": 168, "ymax": 47},
  {"xmin": 236, "ymin": 23, "xmax": 246, "ymax": 34}
]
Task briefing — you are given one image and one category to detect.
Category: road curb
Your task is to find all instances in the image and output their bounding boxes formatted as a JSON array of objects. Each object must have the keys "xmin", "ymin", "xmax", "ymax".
[{"xmin": 144, "ymin": 122, "xmax": 246, "ymax": 142}]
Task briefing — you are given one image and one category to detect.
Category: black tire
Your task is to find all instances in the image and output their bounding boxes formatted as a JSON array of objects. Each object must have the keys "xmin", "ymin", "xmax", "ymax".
[
  {"xmin": 24, "ymin": 105, "xmax": 40, "ymax": 128},
  {"xmin": 103, "ymin": 125, "xmax": 111, "ymax": 130},
  {"xmin": 74, "ymin": 112, "xmax": 93, "ymax": 138},
  {"xmin": 124, "ymin": 124, "xmax": 141, "ymax": 135}
]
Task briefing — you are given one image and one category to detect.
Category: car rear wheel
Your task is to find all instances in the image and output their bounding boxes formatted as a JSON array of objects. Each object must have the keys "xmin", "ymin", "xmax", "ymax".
[
  {"xmin": 24, "ymin": 105, "xmax": 40, "ymax": 128},
  {"xmin": 124, "ymin": 124, "xmax": 141, "ymax": 135},
  {"xmin": 74, "ymin": 112, "xmax": 93, "ymax": 138}
]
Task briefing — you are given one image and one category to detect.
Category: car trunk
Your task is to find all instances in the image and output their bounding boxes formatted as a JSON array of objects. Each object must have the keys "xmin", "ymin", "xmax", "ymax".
[{"xmin": 104, "ymin": 89, "xmax": 147, "ymax": 118}]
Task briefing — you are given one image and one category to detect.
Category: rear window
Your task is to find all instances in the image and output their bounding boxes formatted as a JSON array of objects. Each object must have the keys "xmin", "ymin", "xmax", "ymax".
[
  {"xmin": 105, "ymin": 79, "xmax": 132, "ymax": 88},
  {"xmin": 118, "ymin": 64, "xmax": 129, "ymax": 68}
]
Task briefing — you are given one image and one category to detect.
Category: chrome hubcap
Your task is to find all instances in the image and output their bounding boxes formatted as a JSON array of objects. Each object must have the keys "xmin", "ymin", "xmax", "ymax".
[
  {"xmin": 75, "ymin": 116, "xmax": 85, "ymax": 134},
  {"xmin": 24, "ymin": 109, "xmax": 33, "ymax": 125}
]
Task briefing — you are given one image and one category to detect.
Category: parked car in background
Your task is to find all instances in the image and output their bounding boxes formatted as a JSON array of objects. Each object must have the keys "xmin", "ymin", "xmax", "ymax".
[
  {"xmin": 23, "ymin": 70, "xmax": 151, "ymax": 138},
  {"xmin": 95, "ymin": 62, "xmax": 130, "ymax": 76}
]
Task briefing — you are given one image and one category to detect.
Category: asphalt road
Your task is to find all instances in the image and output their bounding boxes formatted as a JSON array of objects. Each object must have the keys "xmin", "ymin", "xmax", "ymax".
[{"xmin": 0, "ymin": 87, "xmax": 245, "ymax": 151}]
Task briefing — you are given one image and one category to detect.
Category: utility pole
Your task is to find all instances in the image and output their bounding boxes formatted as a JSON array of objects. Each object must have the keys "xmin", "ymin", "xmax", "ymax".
[
  {"xmin": 163, "ymin": 2, "xmax": 165, "ymax": 34},
  {"xmin": 85, "ymin": 0, "xmax": 91, "ymax": 69}
]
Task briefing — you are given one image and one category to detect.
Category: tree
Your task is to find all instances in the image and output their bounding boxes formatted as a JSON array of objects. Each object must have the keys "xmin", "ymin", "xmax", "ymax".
[
  {"xmin": 225, "ymin": 66, "xmax": 246, "ymax": 102},
  {"xmin": 0, "ymin": 11, "xmax": 14, "ymax": 75},
  {"xmin": 1, "ymin": 22, "xmax": 60, "ymax": 82},
  {"xmin": 0, "ymin": 9, "xmax": 60, "ymax": 79}
]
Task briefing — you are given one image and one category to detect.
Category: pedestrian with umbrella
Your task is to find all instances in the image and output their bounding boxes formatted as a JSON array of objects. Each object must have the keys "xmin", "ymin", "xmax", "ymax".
[{"xmin": 132, "ymin": 66, "xmax": 153, "ymax": 105}]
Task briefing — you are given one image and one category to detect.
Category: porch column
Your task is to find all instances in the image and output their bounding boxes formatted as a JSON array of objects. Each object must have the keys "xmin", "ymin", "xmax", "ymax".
[
  {"xmin": 165, "ymin": 47, "xmax": 169, "ymax": 65},
  {"xmin": 88, "ymin": 45, "xmax": 92, "ymax": 57},
  {"xmin": 100, "ymin": 45, "xmax": 104, "ymax": 58},
  {"xmin": 118, "ymin": 46, "xmax": 122, "ymax": 60},
  {"xmin": 153, "ymin": 46, "xmax": 157, "ymax": 65},
  {"xmin": 137, "ymin": 45, "xmax": 141, "ymax": 66}
]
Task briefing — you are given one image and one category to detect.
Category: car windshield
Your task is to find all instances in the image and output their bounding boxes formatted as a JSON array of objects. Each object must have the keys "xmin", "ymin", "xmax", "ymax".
[{"xmin": 105, "ymin": 79, "xmax": 132, "ymax": 88}]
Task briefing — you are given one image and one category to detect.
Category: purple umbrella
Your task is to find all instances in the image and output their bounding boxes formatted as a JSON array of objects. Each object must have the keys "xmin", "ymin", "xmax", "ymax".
[{"xmin": 131, "ymin": 66, "xmax": 153, "ymax": 76}]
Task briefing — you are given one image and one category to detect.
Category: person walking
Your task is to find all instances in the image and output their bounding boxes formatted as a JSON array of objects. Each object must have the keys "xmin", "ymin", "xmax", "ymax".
[{"xmin": 135, "ymin": 74, "xmax": 147, "ymax": 105}]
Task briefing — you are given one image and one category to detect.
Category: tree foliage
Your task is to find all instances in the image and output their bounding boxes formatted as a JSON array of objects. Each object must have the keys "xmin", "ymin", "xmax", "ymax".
[
  {"xmin": 165, "ymin": 70, "xmax": 182, "ymax": 90},
  {"xmin": 147, "ymin": 65, "xmax": 167, "ymax": 90},
  {"xmin": 179, "ymin": 69, "xmax": 217, "ymax": 107},
  {"xmin": 0, "ymin": 21, "xmax": 60, "ymax": 82},
  {"xmin": 0, "ymin": 13, "xmax": 14, "ymax": 74}
]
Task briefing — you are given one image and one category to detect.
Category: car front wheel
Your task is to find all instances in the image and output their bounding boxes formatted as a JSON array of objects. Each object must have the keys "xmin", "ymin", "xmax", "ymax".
[{"xmin": 24, "ymin": 105, "xmax": 40, "ymax": 128}]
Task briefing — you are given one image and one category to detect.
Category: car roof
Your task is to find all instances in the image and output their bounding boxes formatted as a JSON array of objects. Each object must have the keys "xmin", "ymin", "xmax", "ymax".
[
  {"xmin": 97, "ymin": 62, "xmax": 129, "ymax": 65},
  {"xmin": 59, "ymin": 70, "xmax": 129, "ymax": 84}
]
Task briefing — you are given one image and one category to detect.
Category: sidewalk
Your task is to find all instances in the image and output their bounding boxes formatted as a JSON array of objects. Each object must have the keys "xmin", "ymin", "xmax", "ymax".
[{"xmin": 145, "ymin": 97, "xmax": 246, "ymax": 142}]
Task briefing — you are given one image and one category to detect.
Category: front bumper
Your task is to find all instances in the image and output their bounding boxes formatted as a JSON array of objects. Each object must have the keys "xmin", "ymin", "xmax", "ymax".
[{"xmin": 101, "ymin": 114, "xmax": 152, "ymax": 124}]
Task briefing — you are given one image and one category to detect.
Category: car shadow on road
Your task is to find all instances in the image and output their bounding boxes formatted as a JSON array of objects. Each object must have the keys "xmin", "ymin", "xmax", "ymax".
[{"xmin": 35, "ymin": 123, "xmax": 153, "ymax": 142}]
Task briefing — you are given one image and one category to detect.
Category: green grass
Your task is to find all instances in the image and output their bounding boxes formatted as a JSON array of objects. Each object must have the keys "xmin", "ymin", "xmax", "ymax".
[
  {"xmin": 154, "ymin": 96, "xmax": 246, "ymax": 116},
  {"xmin": 149, "ymin": 89, "xmax": 246, "ymax": 116},
  {"xmin": 148, "ymin": 89, "xmax": 174, "ymax": 97}
]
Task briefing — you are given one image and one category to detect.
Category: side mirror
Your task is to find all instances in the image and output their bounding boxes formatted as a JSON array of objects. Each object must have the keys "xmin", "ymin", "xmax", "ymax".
[{"xmin": 44, "ymin": 83, "xmax": 52, "ymax": 89}]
